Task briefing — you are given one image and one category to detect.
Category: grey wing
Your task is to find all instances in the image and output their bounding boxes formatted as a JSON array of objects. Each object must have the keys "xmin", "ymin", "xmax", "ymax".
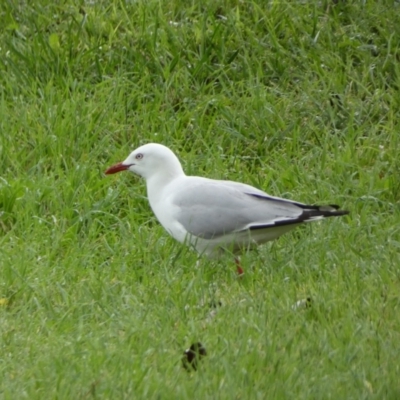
[{"xmin": 170, "ymin": 180, "xmax": 306, "ymax": 239}]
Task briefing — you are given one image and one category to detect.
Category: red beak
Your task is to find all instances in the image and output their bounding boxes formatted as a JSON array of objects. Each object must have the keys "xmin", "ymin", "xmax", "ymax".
[{"xmin": 105, "ymin": 162, "xmax": 131, "ymax": 175}]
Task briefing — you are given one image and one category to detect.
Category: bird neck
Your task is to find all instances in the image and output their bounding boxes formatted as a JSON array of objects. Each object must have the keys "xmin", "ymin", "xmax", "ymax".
[{"xmin": 146, "ymin": 166, "xmax": 185, "ymax": 203}]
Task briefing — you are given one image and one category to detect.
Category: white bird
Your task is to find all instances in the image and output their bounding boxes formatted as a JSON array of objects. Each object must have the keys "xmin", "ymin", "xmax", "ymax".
[{"xmin": 105, "ymin": 143, "xmax": 348, "ymax": 274}]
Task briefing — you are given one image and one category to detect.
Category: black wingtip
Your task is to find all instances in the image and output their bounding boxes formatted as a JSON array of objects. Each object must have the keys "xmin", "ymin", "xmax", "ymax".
[
  {"xmin": 320, "ymin": 205, "xmax": 349, "ymax": 216},
  {"xmin": 249, "ymin": 205, "xmax": 349, "ymax": 231},
  {"xmin": 304, "ymin": 204, "xmax": 349, "ymax": 216},
  {"xmin": 311, "ymin": 206, "xmax": 349, "ymax": 218},
  {"xmin": 334, "ymin": 209, "xmax": 349, "ymax": 216}
]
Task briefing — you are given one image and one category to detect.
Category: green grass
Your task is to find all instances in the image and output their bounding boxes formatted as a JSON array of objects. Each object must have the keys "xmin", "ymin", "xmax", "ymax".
[{"xmin": 1, "ymin": 0, "xmax": 400, "ymax": 398}]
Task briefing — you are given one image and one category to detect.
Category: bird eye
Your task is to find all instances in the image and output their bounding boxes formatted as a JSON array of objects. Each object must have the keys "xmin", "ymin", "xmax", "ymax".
[{"xmin": 135, "ymin": 153, "xmax": 143, "ymax": 160}]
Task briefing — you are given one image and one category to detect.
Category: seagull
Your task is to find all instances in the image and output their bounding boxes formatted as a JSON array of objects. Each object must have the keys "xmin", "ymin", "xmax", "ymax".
[{"xmin": 105, "ymin": 143, "xmax": 348, "ymax": 274}]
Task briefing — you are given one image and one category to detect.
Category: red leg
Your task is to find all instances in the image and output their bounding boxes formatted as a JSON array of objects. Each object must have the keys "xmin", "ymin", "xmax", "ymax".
[{"xmin": 235, "ymin": 257, "xmax": 244, "ymax": 276}]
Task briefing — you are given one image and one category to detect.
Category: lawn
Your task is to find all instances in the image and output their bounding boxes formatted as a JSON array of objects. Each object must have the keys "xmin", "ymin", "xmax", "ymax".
[{"xmin": 1, "ymin": 1, "xmax": 400, "ymax": 399}]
